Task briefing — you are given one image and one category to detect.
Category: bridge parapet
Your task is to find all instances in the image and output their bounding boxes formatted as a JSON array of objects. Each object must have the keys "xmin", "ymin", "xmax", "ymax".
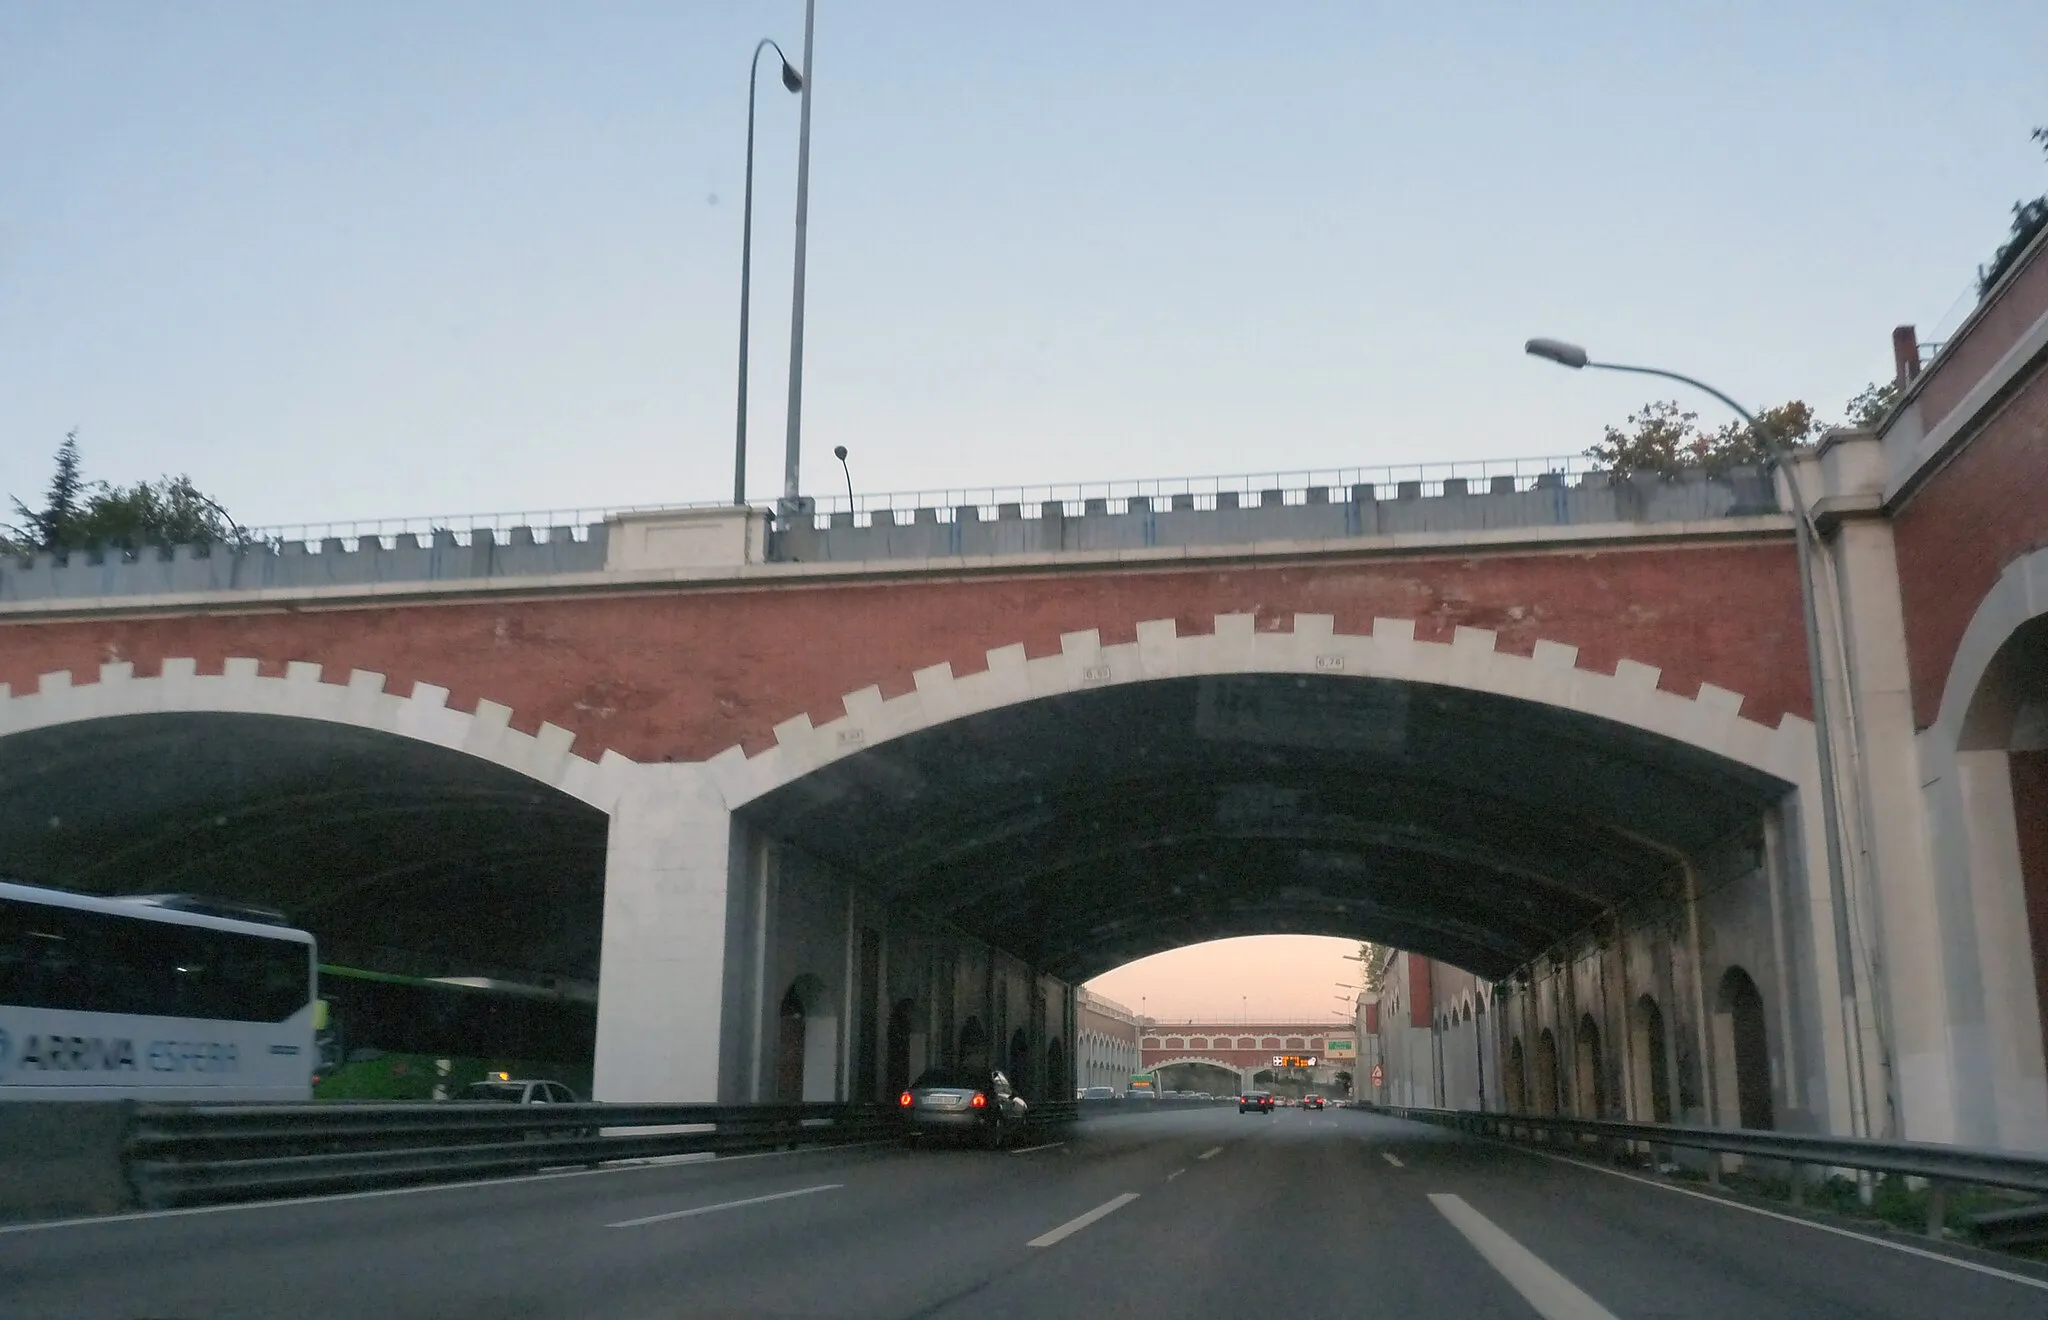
[
  {"xmin": 774, "ymin": 464, "xmax": 1775, "ymax": 563},
  {"xmin": 0, "ymin": 460, "xmax": 1777, "ymax": 604}
]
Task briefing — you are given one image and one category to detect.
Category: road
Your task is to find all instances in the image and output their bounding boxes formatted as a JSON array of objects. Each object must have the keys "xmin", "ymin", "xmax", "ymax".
[{"xmin": 4, "ymin": 1106, "xmax": 2047, "ymax": 1318}]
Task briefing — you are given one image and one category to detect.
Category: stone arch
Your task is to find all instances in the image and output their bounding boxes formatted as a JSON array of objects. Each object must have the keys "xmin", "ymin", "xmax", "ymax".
[
  {"xmin": 1007, "ymin": 1027, "xmax": 1030, "ymax": 1088},
  {"xmin": 1574, "ymin": 1013, "xmax": 1605, "ymax": 1119},
  {"xmin": 1715, "ymin": 966, "xmax": 1774, "ymax": 1130},
  {"xmin": 1534, "ymin": 1028, "xmax": 1561, "ymax": 1116},
  {"xmin": 0, "ymin": 656, "xmax": 620, "ymax": 809},
  {"xmin": 959, "ymin": 1015, "xmax": 990, "ymax": 1072},
  {"xmin": 1630, "ymin": 993, "xmax": 1674, "ymax": 1124},
  {"xmin": 1506, "ymin": 1036, "xmax": 1527, "ymax": 1113},
  {"xmin": 704, "ymin": 612, "xmax": 1814, "ymax": 811},
  {"xmin": 775, "ymin": 973, "xmax": 833, "ymax": 1101},
  {"xmin": 1148, "ymin": 1056, "xmax": 1251, "ymax": 1089},
  {"xmin": 1921, "ymin": 546, "xmax": 2048, "ymax": 1148}
]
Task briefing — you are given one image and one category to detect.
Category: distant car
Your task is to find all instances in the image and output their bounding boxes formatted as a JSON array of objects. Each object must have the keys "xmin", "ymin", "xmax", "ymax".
[
  {"xmin": 458, "ymin": 1078, "xmax": 579, "ymax": 1105},
  {"xmin": 1301, "ymin": 1094, "xmax": 1325, "ymax": 1110},
  {"xmin": 1240, "ymin": 1090, "xmax": 1275, "ymax": 1114},
  {"xmin": 900, "ymin": 1066, "xmax": 1028, "ymax": 1148},
  {"xmin": 1082, "ymin": 1086, "xmax": 1117, "ymax": 1100},
  {"xmin": 455, "ymin": 1077, "xmax": 594, "ymax": 1143}
]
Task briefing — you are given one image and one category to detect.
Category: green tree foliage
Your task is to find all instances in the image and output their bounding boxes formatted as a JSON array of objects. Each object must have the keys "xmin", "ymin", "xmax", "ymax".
[
  {"xmin": 1977, "ymin": 126, "xmax": 2048, "ymax": 297},
  {"xmin": 1587, "ymin": 398, "xmax": 1823, "ymax": 477},
  {"xmin": 4, "ymin": 434, "xmax": 237, "ymax": 557},
  {"xmin": 1589, "ymin": 385, "xmax": 1909, "ymax": 476},
  {"xmin": 1844, "ymin": 379, "xmax": 1900, "ymax": 429}
]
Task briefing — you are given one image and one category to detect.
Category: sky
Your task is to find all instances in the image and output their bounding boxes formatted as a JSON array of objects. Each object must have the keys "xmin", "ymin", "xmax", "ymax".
[
  {"xmin": 3, "ymin": 3, "xmax": 2044, "ymax": 1003},
  {"xmin": 1084, "ymin": 935, "xmax": 1363, "ymax": 1025}
]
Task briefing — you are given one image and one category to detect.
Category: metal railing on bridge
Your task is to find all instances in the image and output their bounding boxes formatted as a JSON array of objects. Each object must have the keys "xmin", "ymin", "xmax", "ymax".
[{"xmin": 1359, "ymin": 1103, "xmax": 2048, "ymax": 1249}]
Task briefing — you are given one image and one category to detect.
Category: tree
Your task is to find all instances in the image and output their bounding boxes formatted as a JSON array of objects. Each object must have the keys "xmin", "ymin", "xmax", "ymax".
[
  {"xmin": 3, "ymin": 434, "xmax": 237, "ymax": 556},
  {"xmin": 1358, "ymin": 941, "xmax": 1387, "ymax": 995},
  {"xmin": 1588, "ymin": 397, "xmax": 1825, "ymax": 477},
  {"xmin": 1844, "ymin": 379, "xmax": 1899, "ymax": 429},
  {"xmin": 1977, "ymin": 126, "xmax": 2048, "ymax": 296},
  {"xmin": 7, "ymin": 430, "xmax": 87, "ymax": 551}
]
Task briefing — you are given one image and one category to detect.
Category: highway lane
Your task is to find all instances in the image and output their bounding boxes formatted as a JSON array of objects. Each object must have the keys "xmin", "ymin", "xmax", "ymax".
[{"xmin": 4, "ymin": 1106, "xmax": 2048, "ymax": 1318}]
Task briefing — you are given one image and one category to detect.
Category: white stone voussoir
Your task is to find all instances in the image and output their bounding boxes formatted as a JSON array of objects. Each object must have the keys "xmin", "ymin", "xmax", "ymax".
[
  {"xmin": 707, "ymin": 614, "xmax": 1812, "ymax": 809},
  {"xmin": 0, "ymin": 657, "xmax": 621, "ymax": 810}
]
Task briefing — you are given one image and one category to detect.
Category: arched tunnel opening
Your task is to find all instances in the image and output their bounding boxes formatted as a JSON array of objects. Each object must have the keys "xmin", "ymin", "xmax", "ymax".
[
  {"xmin": 737, "ymin": 670, "xmax": 1793, "ymax": 1115},
  {"xmin": 0, "ymin": 711, "xmax": 609, "ymax": 1098}
]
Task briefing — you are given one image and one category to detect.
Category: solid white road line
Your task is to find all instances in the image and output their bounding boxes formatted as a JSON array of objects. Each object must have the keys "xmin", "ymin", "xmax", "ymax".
[
  {"xmin": 1028, "ymin": 1193, "xmax": 1141, "ymax": 1248},
  {"xmin": 1429, "ymin": 1193, "xmax": 1621, "ymax": 1320},
  {"xmin": 1009, "ymin": 1141, "xmax": 1067, "ymax": 1155},
  {"xmin": 1382, "ymin": 1152, "xmax": 1405, "ymax": 1168},
  {"xmin": 1197, "ymin": 1146, "xmax": 1224, "ymax": 1160},
  {"xmin": 607, "ymin": 1183, "xmax": 842, "ymax": 1228},
  {"xmin": 1520, "ymin": 1146, "xmax": 2048, "ymax": 1294},
  {"xmin": 0, "ymin": 1139, "xmax": 896, "ymax": 1237}
]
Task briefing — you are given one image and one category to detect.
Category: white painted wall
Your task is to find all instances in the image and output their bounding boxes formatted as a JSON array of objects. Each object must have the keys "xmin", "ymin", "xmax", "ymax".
[{"xmin": 592, "ymin": 762, "xmax": 736, "ymax": 1102}]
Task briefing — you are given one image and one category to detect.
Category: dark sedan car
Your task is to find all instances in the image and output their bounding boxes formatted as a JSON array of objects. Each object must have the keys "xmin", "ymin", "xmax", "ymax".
[
  {"xmin": 1239, "ymin": 1090, "xmax": 1275, "ymax": 1113},
  {"xmin": 900, "ymin": 1066, "xmax": 1028, "ymax": 1148}
]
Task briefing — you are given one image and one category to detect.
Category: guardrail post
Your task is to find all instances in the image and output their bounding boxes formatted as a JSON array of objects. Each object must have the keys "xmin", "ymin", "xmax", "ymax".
[
  {"xmin": 1926, "ymin": 1180, "xmax": 1946, "ymax": 1240},
  {"xmin": 1788, "ymin": 1162, "xmax": 1804, "ymax": 1207}
]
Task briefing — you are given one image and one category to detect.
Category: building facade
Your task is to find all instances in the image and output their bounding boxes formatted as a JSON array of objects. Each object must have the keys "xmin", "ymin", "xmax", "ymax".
[{"xmin": 1075, "ymin": 988, "xmax": 1142, "ymax": 1092}]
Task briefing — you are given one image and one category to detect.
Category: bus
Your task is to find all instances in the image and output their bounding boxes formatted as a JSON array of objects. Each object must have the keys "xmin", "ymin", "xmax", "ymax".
[
  {"xmin": 313, "ymin": 964, "xmax": 595, "ymax": 1100},
  {"xmin": 0, "ymin": 880, "xmax": 318, "ymax": 1101}
]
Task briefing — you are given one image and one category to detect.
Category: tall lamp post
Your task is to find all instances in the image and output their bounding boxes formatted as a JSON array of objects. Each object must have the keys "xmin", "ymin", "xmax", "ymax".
[
  {"xmin": 781, "ymin": 0, "xmax": 819, "ymax": 517},
  {"xmin": 1523, "ymin": 336, "xmax": 1879, "ymax": 1139},
  {"xmin": 734, "ymin": 40, "xmax": 803, "ymax": 506}
]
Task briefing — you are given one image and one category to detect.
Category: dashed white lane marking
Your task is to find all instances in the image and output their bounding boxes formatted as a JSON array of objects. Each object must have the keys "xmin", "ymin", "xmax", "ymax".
[
  {"xmin": 1197, "ymin": 1146, "xmax": 1225, "ymax": 1160},
  {"xmin": 1520, "ymin": 1146, "xmax": 2048, "ymax": 1294},
  {"xmin": 1167, "ymin": 1168, "xmax": 1186, "ymax": 1181},
  {"xmin": 1383, "ymin": 1152, "xmax": 1405, "ymax": 1167},
  {"xmin": 607, "ymin": 1183, "xmax": 841, "ymax": 1228},
  {"xmin": 1028, "ymin": 1193, "xmax": 1141, "ymax": 1247},
  {"xmin": 1429, "ymin": 1193, "xmax": 1622, "ymax": 1320},
  {"xmin": 1009, "ymin": 1141, "xmax": 1066, "ymax": 1155}
]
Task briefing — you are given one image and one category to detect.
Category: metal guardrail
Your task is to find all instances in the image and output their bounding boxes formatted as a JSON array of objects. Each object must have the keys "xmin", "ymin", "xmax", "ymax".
[
  {"xmin": 123, "ymin": 1097, "xmax": 1082, "ymax": 1210},
  {"xmin": 1362, "ymin": 1104, "xmax": 2048, "ymax": 1245}
]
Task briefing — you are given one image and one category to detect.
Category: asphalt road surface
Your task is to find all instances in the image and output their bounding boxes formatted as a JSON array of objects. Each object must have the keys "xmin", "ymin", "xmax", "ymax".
[{"xmin": 5, "ymin": 1106, "xmax": 2048, "ymax": 1319}]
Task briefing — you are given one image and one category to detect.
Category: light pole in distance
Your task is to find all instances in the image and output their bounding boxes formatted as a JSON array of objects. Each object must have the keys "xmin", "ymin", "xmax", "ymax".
[{"xmin": 734, "ymin": 39, "xmax": 803, "ymax": 506}]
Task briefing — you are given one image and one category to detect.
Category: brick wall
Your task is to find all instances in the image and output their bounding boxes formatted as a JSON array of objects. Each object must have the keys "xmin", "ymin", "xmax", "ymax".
[
  {"xmin": 0, "ymin": 539, "xmax": 1808, "ymax": 763},
  {"xmin": 1408, "ymin": 954, "xmax": 1434, "ymax": 1029},
  {"xmin": 1894, "ymin": 363, "xmax": 2048, "ymax": 727}
]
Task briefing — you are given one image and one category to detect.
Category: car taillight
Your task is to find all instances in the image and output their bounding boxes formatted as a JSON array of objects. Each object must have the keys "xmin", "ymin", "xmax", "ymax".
[
  {"xmin": 899, "ymin": 1091, "xmax": 913, "ymax": 1107},
  {"xmin": 970, "ymin": 1092, "xmax": 987, "ymax": 1108}
]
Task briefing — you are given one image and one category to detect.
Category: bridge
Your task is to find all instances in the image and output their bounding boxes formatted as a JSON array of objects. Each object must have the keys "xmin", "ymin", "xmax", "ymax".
[{"xmin": 2, "ymin": 236, "xmax": 2045, "ymax": 1166}]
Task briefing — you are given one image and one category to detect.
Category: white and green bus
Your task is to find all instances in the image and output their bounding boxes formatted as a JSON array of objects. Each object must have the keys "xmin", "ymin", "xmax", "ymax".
[{"xmin": 0, "ymin": 880, "xmax": 318, "ymax": 1101}]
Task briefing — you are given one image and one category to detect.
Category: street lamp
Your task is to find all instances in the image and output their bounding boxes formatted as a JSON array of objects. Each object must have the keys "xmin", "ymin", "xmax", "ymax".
[
  {"xmin": 1523, "ymin": 336, "xmax": 1878, "ymax": 1139},
  {"xmin": 781, "ymin": 0, "xmax": 819, "ymax": 517},
  {"xmin": 734, "ymin": 38, "xmax": 804, "ymax": 507}
]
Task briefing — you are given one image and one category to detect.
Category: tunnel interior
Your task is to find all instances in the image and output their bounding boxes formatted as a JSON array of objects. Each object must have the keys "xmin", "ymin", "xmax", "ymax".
[
  {"xmin": 0, "ymin": 712, "xmax": 610, "ymax": 989},
  {"xmin": 739, "ymin": 673, "xmax": 1788, "ymax": 984}
]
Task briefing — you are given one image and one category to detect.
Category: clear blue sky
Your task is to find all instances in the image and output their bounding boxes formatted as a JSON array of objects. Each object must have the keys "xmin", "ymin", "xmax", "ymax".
[{"xmin": 3, "ymin": 1, "xmax": 2044, "ymax": 529}]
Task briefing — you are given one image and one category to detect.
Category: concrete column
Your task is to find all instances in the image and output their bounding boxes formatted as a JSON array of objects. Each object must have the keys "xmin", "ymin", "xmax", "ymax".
[
  {"xmin": 1805, "ymin": 434, "xmax": 1941, "ymax": 1139},
  {"xmin": 592, "ymin": 761, "xmax": 739, "ymax": 1102}
]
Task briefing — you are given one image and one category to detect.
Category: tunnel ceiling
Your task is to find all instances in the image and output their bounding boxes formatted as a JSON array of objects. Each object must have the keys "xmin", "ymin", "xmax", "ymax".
[
  {"xmin": 741, "ymin": 674, "xmax": 1786, "ymax": 983},
  {"xmin": 0, "ymin": 713, "xmax": 608, "ymax": 982}
]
